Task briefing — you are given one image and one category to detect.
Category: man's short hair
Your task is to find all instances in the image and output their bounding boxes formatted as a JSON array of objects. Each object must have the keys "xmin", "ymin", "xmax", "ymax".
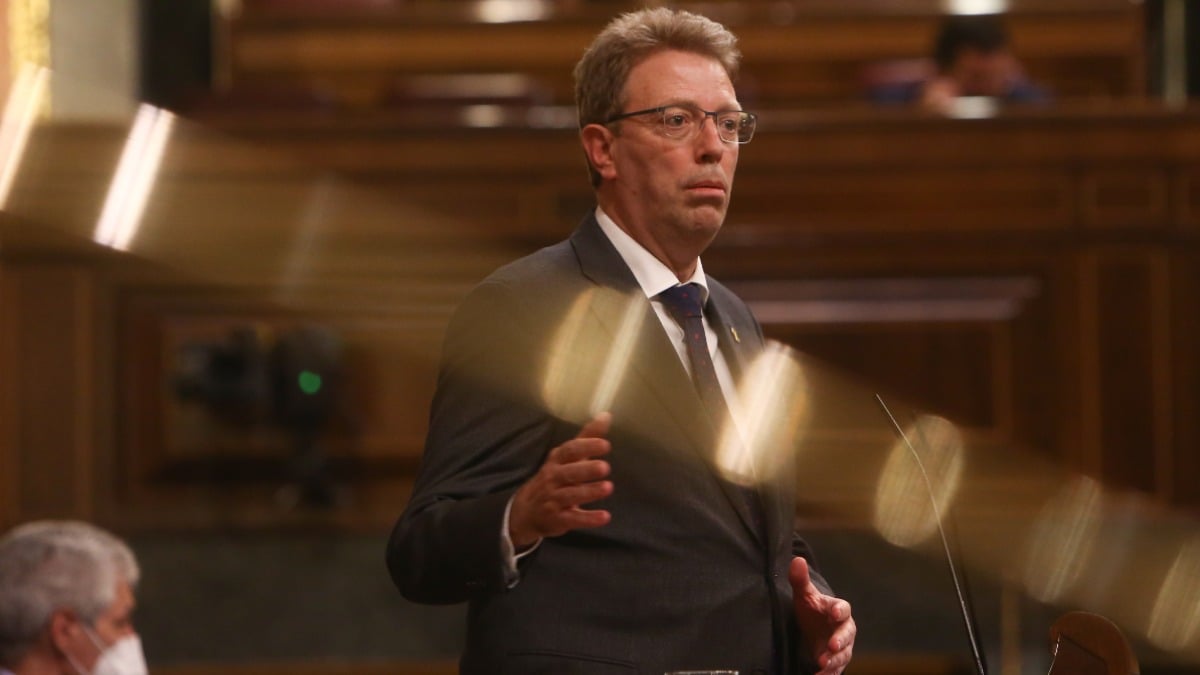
[
  {"xmin": 573, "ymin": 8, "xmax": 742, "ymax": 185},
  {"xmin": 0, "ymin": 521, "xmax": 140, "ymax": 667},
  {"xmin": 932, "ymin": 14, "xmax": 1012, "ymax": 72}
]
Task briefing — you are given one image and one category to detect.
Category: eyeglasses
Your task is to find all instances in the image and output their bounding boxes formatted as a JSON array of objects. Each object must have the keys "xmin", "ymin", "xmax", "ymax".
[{"xmin": 605, "ymin": 104, "xmax": 757, "ymax": 144}]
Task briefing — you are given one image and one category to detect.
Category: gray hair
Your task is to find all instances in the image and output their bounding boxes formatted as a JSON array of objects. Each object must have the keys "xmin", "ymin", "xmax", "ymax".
[
  {"xmin": 0, "ymin": 521, "xmax": 140, "ymax": 667},
  {"xmin": 573, "ymin": 7, "xmax": 742, "ymax": 186}
]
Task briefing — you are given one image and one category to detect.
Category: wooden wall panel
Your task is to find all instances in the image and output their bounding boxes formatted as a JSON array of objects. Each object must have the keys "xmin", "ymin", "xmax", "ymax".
[
  {"xmin": 6, "ymin": 106, "xmax": 1200, "ymax": 530},
  {"xmin": 0, "ymin": 263, "xmax": 18, "ymax": 529},
  {"xmin": 0, "ymin": 264, "xmax": 97, "ymax": 521},
  {"xmin": 1170, "ymin": 251, "xmax": 1200, "ymax": 507},
  {"xmin": 1182, "ymin": 168, "xmax": 1200, "ymax": 231},
  {"xmin": 1082, "ymin": 169, "xmax": 1171, "ymax": 230},
  {"xmin": 704, "ymin": 272, "xmax": 1055, "ymax": 526},
  {"xmin": 735, "ymin": 276, "xmax": 1040, "ymax": 432},
  {"xmin": 728, "ymin": 168, "xmax": 1074, "ymax": 236},
  {"xmin": 1078, "ymin": 249, "xmax": 1173, "ymax": 495}
]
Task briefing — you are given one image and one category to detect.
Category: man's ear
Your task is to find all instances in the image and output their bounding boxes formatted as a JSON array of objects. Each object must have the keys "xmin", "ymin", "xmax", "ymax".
[
  {"xmin": 48, "ymin": 610, "xmax": 78, "ymax": 651},
  {"xmin": 580, "ymin": 123, "xmax": 618, "ymax": 181}
]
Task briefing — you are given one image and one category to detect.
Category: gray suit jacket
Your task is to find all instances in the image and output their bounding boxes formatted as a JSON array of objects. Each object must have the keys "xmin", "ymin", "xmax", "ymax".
[{"xmin": 387, "ymin": 214, "xmax": 828, "ymax": 675}]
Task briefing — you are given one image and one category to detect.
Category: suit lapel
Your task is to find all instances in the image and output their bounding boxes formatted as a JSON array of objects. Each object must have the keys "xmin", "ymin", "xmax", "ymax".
[
  {"xmin": 705, "ymin": 289, "xmax": 756, "ymax": 383},
  {"xmin": 568, "ymin": 216, "xmax": 768, "ymax": 545},
  {"xmin": 569, "ymin": 217, "xmax": 712, "ymax": 455}
]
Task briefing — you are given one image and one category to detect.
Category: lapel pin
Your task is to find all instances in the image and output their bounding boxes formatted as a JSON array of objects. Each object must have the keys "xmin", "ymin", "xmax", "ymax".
[{"xmin": 730, "ymin": 326, "xmax": 740, "ymax": 343}]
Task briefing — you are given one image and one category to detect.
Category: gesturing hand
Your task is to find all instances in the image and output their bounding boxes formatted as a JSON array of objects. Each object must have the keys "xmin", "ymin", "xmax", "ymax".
[
  {"xmin": 790, "ymin": 556, "xmax": 856, "ymax": 675},
  {"xmin": 508, "ymin": 412, "xmax": 614, "ymax": 549}
]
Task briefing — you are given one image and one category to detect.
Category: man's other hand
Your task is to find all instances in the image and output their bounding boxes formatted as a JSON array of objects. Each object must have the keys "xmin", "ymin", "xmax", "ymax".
[{"xmin": 790, "ymin": 556, "xmax": 856, "ymax": 675}]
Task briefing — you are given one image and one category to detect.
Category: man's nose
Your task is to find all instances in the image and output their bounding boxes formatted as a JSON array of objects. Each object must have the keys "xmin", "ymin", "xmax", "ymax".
[
  {"xmin": 698, "ymin": 114, "xmax": 724, "ymax": 138},
  {"xmin": 695, "ymin": 115, "xmax": 726, "ymax": 159}
]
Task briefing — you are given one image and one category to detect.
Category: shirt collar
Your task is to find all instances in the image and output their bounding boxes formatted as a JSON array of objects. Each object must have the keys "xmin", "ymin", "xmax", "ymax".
[{"xmin": 594, "ymin": 207, "xmax": 708, "ymax": 302}]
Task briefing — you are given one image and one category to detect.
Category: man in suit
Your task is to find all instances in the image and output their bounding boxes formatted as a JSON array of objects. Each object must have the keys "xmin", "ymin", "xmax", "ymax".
[
  {"xmin": 0, "ymin": 520, "xmax": 146, "ymax": 675},
  {"xmin": 387, "ymin": 8, "xmax": 855, "ymax": 674}
]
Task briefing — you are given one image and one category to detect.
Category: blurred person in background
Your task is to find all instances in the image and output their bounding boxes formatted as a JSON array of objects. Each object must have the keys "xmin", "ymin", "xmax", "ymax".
[
  {"xmin": 869, "ymin": 14, "xmax": 1050, "ymax": 113},
  {"xmin": 0, "ymin": 521, "xmax": 145, "ymax": 675}
]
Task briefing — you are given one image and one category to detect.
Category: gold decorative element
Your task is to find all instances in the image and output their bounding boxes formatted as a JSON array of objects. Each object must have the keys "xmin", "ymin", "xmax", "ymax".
[{"xmin": 730, "ymin": 326, "xmax": 740, "ymax": 343}]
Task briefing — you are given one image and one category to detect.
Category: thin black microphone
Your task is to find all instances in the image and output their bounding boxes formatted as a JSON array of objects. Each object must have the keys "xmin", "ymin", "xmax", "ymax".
[{"xmin": 875, "ymin": 394, "xmax": 988, "ymax": 675}]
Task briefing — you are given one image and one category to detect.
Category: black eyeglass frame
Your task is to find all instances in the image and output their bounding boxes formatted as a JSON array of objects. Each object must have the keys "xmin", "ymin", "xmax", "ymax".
[{"xmin": 604, "ymin": 104, "xmax": 758, "ymax": 144}]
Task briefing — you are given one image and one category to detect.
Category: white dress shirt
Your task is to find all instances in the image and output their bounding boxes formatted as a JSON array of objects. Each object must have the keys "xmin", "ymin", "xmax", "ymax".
[{"xmin": 593, "ymin": 207, "xmax": 742, "ymax": 412}]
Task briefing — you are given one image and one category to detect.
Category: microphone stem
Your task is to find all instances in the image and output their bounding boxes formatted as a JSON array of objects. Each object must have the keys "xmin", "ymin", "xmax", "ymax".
[{"xmin": 875, "ymin": 395, "xmax": 988, "ymax": 675}]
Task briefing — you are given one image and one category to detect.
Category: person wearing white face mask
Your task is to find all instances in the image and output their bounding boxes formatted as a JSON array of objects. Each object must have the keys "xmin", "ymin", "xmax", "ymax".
[{"xmin": 0, "ymin": 520, "xmax": 147, "ymax": 675}]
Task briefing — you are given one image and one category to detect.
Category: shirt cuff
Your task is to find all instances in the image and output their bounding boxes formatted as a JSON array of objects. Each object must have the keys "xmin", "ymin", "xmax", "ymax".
[{"xmin": 500, "ymin": 495, "xmax": 542, "ymax": 588}]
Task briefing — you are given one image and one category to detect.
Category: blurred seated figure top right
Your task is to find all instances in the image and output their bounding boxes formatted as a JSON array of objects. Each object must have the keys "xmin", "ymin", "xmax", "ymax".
[{"xmin": 869, "ymin": 14, "xmax": 1051, "ymax": 114}]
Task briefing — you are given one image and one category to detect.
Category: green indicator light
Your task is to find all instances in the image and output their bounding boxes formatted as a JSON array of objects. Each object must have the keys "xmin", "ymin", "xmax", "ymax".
[{"xmin": 298, "ymin": 370, "xmax": 323, "ymax": 395}]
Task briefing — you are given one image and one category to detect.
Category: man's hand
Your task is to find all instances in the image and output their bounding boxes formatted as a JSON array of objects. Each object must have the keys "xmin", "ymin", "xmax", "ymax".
[
  {"xmin": 919, "ymin": 76, "xmax": 959, "ymax": 114},
  {"xmin": 508, "ymin": 412, "xmax": 614, "ymax": 549},
  {"xmin": 790, "ymin": 556, "xmax": 855, "ymax": 675}
]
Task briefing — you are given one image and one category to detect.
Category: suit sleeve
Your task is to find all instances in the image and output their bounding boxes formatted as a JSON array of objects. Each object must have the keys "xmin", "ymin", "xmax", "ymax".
[{"xmin": 386, "ymin": 279, "xmax": 564, "ymax": 604}]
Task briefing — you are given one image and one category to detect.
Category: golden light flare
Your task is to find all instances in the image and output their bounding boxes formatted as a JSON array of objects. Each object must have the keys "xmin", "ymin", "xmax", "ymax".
[
  {"xmin": 873, "ymin": 414, "xmax": 964, "ymax": 548},
  {"xmin": 1021, "ymin": 475, "xmax": 1103, "ymax": 604},
  {"xmin": 714, "ymin": 340, "xmax": 809, "ymax": 486},
  {"xmin": 93, "ymin": 104, "xmax": 176, "ymax": 251},
  {"xmin": 1147, "ymin": 537, "xmax": 1200, "ymax": 651},
  {"xmin": 0, "ymin": 63, "xmax": 48, "ymax": 208},
  {"xmin": 9, "ymin": 0, "xmax": 51, "ymax": 79},
  {"xmin": 541, "ymin": 287, "xmax": 646, "ymax": 424}
]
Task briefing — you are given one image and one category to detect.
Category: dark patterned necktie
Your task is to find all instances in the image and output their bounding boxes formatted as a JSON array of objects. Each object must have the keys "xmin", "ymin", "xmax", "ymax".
[
  {"xmin": 657, "ymin": 283, "xmax": 729, "ymax": 427},
  {"xmin": 658, "ymin": 283, "xmax": 765, "ymax": 537}
]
